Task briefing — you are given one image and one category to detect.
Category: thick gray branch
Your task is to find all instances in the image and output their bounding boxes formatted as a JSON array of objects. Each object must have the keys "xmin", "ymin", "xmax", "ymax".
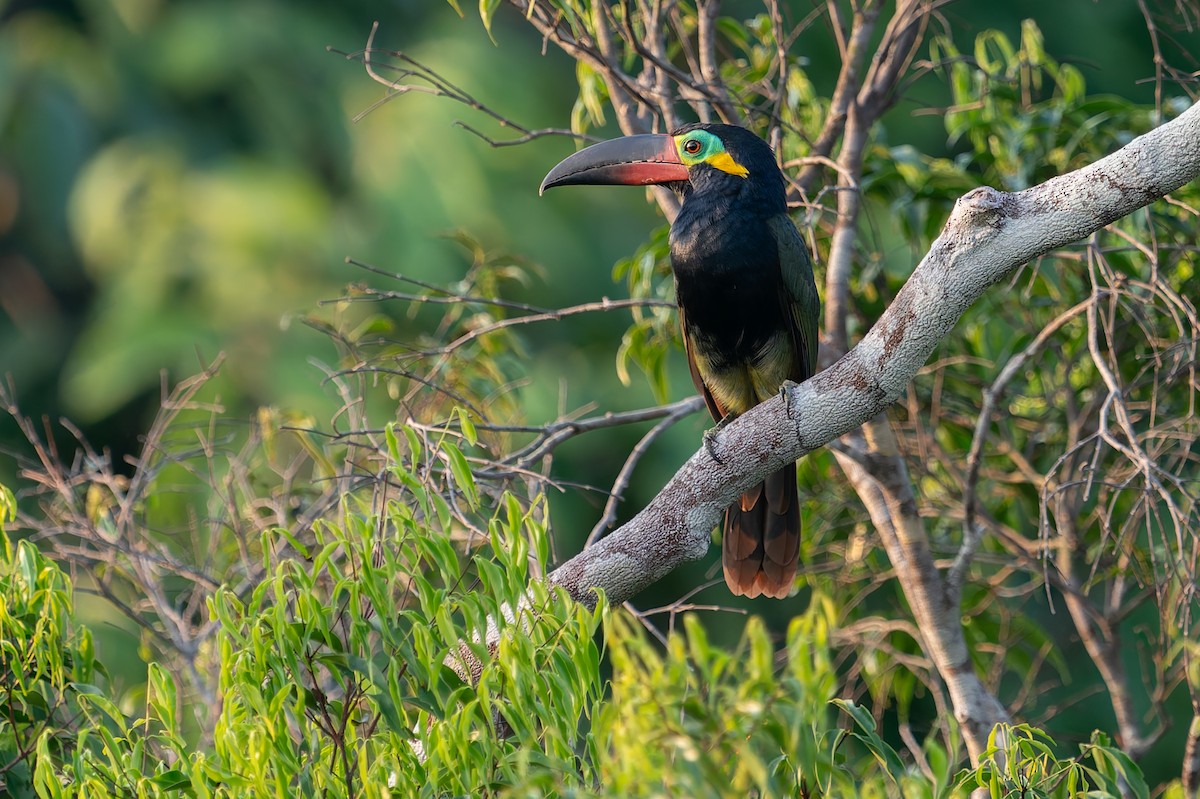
[{"xmin": 548, "ymin": 101, "xmax": 1200, "ymax": 604}]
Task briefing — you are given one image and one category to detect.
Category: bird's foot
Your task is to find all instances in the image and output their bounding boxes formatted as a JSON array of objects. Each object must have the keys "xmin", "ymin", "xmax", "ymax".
[
  {"xmin": 779, "ymin": 380, "xmax": 801, "ymax": 420},
  {"xmin": 703, "ymin": 413, "xmax": 737, "ymax": 464}
]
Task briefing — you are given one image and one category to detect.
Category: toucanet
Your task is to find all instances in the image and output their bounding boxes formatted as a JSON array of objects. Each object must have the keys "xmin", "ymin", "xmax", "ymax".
[{"xmin": 541, "ymin": 123, "xmax": 820, "ymax": 599}]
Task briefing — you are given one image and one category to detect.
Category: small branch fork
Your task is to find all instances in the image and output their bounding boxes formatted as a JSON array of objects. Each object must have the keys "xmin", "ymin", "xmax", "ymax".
[
  {"xmin": 317, "ymin": 255, "xmax": 699, "ymax": 514},
  {"xmin": 335, "ymin": 21, "xmax": 589, "ymax": 147}
]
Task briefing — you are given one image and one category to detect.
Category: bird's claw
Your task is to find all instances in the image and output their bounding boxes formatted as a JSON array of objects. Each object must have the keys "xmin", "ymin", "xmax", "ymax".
[
  {"xmin": 702, "ymin": 428, "xmax": 723, "ymax": 464},
  {"xmin": 703, "ymin": 413, "xmax": 737, "ymax": 465},
  {"xmin": 780, "ymin": 380, "xmax": 801, "ymax": 420}
]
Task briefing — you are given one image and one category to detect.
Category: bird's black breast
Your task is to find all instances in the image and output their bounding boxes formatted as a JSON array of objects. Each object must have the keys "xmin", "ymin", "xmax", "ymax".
[{"xmin": 669, "ymin": 196, "xmax": 787, "ymax": 369}]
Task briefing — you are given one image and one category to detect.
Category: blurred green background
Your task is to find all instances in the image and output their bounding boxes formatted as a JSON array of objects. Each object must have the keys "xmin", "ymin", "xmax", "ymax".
[
  {"xmin": 1, "ymin": 0, "xmax": 1194, "ymax": 780},
  {"xmin": 0, "ymin": 0, "xmax": 663, "ymax": 449}
]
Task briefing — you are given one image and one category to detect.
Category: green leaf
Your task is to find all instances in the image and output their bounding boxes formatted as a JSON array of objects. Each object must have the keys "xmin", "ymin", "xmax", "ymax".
[
  {"xmin": 479, "ymin": 0, "xmax": 502, "ymax": 44},
  {"xmin": 832, "ymin": 699, "xmax": 906, "ymax": 781},
  {"xmin": 443, "ymin": 441, "xmax": 479, "ymax": 507},
  {"xmin": 456, "ymin": 406, "xmax": 478, "ymax": 446},
  {"xmin": 346, "ymin": 655, "xmax": 407, "ymax": 734},
  {"xmin": 0, "ymin": 482, "xmax": 15, "ymax": 530},
  {"xmin": 147, "ymin": 662, "xmax": 178, "ymax": 733},
  {"xmin": 1085, "ymin": 733, "xmax": 1149, "ymax": 799},
  {"xmin": 150, "ymin": 769, "xmax": 194, "ymax": 792}
]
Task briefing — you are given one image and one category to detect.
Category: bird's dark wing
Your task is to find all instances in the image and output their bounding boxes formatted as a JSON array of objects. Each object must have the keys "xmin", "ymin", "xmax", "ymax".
[
  {"xmin": 678, "ymin": 302, "xmax": 725, "ymax": 422},
  {"xmin": 680, "ymin": 295, "xmax": 770, "ymax": 581},
  {"xmin": 768, "ymin": 214, "xmax": 820, "ymax": 378}
]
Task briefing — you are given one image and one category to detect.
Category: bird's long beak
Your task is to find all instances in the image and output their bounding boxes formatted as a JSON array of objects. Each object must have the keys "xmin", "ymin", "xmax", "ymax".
[{"xmin": 539, "ymin": 134, "xmax": 688, "ymax": 195}]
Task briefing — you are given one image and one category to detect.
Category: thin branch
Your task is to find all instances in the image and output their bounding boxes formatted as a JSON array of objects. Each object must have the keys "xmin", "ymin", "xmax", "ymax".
[
  {"xmin": 953, "ymin": 296, "xmax": 1101, "ymax": 593},
  {"xmin": 698, "ymin": 0, "xmax": 741, "ymax": 124},
  {"xmin": 795, "ymin": 0, "xmax": 877, "ymax": 196},
  {"xmin": 1184, "ymin": 712, "xmax": 1200, "ymax": 796},
  {"xmin": 349, "ymin": 21, "xmax": 591, "ymax": 146},
  {"xmin": 510, "ymin": 397, "xmax": 703, "ymax": 469},
  {"xmin": 587, "ymin": 396, "xmax": 705, "ymax": 544}
]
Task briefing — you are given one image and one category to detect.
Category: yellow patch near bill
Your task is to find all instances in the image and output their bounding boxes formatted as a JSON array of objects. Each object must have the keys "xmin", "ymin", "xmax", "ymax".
[{"xmin": 708, "ymin": 152, "xmax": 749, "ymax": 178}]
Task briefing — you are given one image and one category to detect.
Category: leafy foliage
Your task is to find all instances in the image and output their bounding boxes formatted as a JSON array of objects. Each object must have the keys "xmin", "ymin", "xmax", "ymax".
[
  {"xmin": 2, "ymin": 446, "xmax": 606, "ymax": 797},
  {"xmin": 0, "ymin": 486, "xmax": 195, "ymax": 799},
  {"xmin": 5, "ymin": 489, "xmax": 1151, "ymax": 797},
  {"xmin": 956, "ymin": 726, "xmax": 1150, "ymax": 799}
]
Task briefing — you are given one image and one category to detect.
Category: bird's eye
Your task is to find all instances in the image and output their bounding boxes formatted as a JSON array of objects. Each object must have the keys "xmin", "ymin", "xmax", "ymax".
[{"xmin": 683, "ymin": 138, "xmax": 702, "ymax": 155}]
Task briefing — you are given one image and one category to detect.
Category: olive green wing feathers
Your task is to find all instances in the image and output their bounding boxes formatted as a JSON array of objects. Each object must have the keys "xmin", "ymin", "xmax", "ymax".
[{"xmin": 768, "ymin": 214, "xmax": 820, "ymax": 378}]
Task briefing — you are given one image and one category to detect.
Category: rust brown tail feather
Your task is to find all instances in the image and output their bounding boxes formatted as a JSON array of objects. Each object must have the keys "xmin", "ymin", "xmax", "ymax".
[{"xmin": 721, "ymin": 462, "xmax": 800, "ymax": 598}]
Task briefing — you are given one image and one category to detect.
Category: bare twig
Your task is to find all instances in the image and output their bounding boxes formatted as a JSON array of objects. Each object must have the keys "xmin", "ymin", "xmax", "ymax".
[
  {"xmin": 586, "ymin": 396, "xmax": 705, "ymax": 544},
  {"xmin": 347, "ymin": 21, "xmax": 591, "ymax": 146},
  {"xmin": 954, "ymin": 296, "xmax": 1101, "ymax": 594}
]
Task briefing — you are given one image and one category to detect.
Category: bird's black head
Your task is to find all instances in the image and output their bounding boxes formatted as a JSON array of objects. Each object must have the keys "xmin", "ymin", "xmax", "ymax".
[
  {"xmin": 540, "ymin": 123, "xmax": 787, "ymax": 215},
  {"xmin": 669, "ymin": 123, "xmax": 786, "ymax": 211}
]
